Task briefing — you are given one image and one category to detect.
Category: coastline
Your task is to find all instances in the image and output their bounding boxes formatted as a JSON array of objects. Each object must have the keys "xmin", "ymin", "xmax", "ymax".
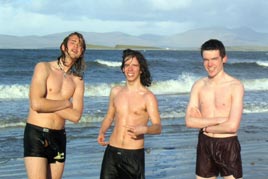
[{"xmin": 86, "ymin": 44, "xmax": 268, "ymax": 51}]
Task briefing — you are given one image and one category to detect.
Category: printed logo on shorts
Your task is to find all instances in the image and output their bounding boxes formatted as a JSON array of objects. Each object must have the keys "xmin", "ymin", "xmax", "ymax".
[{"xmin": 54, "ymin": 152, "xmax": 65, "ymax": 160}]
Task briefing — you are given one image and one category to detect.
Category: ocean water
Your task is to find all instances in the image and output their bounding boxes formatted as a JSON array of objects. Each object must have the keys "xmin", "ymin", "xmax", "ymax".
[{"xmin": 0, "ymin": 49, "xmax": 268, "ymax": 178}]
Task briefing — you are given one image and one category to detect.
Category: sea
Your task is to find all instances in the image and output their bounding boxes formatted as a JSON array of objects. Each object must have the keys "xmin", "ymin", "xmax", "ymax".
[{"xmin": 0, "ymin": 49, "xmax": 267, "ymax": 179}]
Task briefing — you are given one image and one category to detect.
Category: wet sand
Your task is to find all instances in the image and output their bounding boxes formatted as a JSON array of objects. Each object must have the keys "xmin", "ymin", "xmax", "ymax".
[{"xmin": 0, "ymin": 113, "xmax": 267, "ymax": 179}]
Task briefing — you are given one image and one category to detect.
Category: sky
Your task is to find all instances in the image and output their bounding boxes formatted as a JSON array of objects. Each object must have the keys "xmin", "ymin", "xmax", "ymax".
[{"xmin": 0, "ymin": 0, "xmax": 268, "ymax": 36}]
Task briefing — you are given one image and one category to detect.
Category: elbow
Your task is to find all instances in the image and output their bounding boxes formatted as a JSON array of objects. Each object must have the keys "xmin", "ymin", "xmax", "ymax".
[
  {"xmin": 227, "ymin": 124, "xmax": 239, "ymax": 134},
  {"xmin": 150, "ymin": 124, "xmax": 162, "ymax": 134},
  {"xmin": 157, "ymin": 124, "xmax": 162, "ymax": 134},
  {"xmin": 185, "ymin": 121, "xmax": 191, "ymax": 128},
  {"xmin": 30, "ymin": 100, "xmax": 43, "ymax": 112},
  {"xmin": 185, "ymin": 118, "xmax": 193, "ymax": 128},
  {"xmin": 69, "ymin": 108, "xmax": 83, "ymax": 123},
  {"xmin": 72, "ymin": 114, "xmax": 82, "ymax": 124},
  {"xmin": 225, "ymin": 122, "xmax": 240, "ymax": 134}
]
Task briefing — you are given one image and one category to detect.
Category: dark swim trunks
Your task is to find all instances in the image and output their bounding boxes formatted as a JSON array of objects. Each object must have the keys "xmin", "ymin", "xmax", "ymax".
[
  {"xmin": 100, "ymin": 145, "xmax": 145, "ymax": 179},
  {"xmin": 196, "ymin": 131, "xmax": 243, "ymax": 178},
  {"xmin": 24, "ymin": 123, "xmax": 66, "ymax": 163}
]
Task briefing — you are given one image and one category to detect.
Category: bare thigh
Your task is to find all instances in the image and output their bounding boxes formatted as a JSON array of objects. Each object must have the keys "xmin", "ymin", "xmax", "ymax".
[
  {"xmin": 196, "ymin": 175, "xmax": 216, "ymax": 179},
  {"xmin": 48, "ymin": 162, "xmax": 65, "ymax": 179},
  {"xmin": 223, "ymin": 175, "xmax": 243, "ymax": 179},
  {"xmin": 196, "ymin": 175, "xmax": 243, "ymax": 179},
  {"xmin": 48, "ymin": 162, "xmax": 64, "ymax": 179},
  {"xmin": 25, "ymin": 157, "xmax": 48, "ymax": 179},
  {"xmin": 25, "ymin": 157, "xmax": 65, "ymax": 179}
]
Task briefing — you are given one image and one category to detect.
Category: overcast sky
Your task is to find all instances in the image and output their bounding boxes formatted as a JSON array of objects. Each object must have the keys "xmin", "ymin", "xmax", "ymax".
[{"xmin": 1, "ymin": 0, "xmax": 268, "ymax": 36}]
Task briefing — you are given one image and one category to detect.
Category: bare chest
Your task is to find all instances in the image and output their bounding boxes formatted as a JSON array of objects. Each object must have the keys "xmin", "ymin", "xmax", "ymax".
[
  {"xmin": 199, "ymin": 85, "xmax": 232, "ymax": 115},
  {"xmin": 46, "ymin": 71, "xmax": 76, "ymax": 98},
  {"xmin": 114, "ymin": 93, "xmax": 147, "ymax": 116}
]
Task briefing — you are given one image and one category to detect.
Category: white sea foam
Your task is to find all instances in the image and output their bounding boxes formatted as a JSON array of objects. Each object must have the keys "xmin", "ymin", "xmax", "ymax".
[
  {"xmin": 95, "ymin": 59, "xmax": 121, "ymax": 67},
  {"xmin": 229, "ymin": 59, "xmax": 268, "ymax": 67},
  {"xmin": 243, "ymin": 78, "xmax": 268, "ymax": 91},
  {"xmin": 0, "ymin": 84, "xmax": 29, "ymax": 99},
  {"xmin": 256, "ymin": 61, "xmax": 268, "ymax": 67},
  {"xmin": 150, "ymin": 72, "xmax": 197, "ymax": 95},
  {"xmin": 1, "ymin": 75, "xmax": 268, "ymax": 99}
]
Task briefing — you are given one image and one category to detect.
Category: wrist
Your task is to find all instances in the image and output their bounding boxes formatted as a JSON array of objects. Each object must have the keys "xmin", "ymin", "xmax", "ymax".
[
  {"xmin": 143, "ymin": 126, "xmax": 148, "ymax": 134},
  {"xmin": 203, "ymin": 126, "xmax": 207, "ymax": 133}
]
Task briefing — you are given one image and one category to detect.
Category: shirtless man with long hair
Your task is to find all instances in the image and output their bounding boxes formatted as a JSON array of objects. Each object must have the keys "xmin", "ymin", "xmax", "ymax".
[
  {"xmin": 24, "ymin": 32, "xmax": 86, "ymax": 179},
  {"xmin": 98, "ymin": 49, "xmax": 162, "ymax": 179}
]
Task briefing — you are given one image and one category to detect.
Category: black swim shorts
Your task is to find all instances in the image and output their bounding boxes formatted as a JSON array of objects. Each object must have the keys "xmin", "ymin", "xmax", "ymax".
[
  {"xmin": 24, "ymin": 123, "xmax": 66, "ymax": 163},
  {"xmin": 100, "ymin": 145, "xmax": 145, "ymax": 179},
  {"xmin": 196, "ymin": 131, "xmax": 243, "ymax": 178}
]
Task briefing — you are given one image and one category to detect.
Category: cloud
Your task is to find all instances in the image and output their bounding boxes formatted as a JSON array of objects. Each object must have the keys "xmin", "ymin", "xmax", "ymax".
[
  {"xmin": 148, "ymin": 0, "xmax": 192, "ymax": 11},
  {"xmin": 0, "ymin": 0, "xmax": 268, "ymax": 36}
]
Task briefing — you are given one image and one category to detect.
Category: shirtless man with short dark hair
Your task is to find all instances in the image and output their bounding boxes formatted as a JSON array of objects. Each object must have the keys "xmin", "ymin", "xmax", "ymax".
[{"xmin": 185, "ymin": 39, "xmax": 244, "ymax": 179}]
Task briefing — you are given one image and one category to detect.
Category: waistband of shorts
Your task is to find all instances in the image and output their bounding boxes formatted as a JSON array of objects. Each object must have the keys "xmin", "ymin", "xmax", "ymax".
[
  {"xmin": 199, "ymin": 130, "xmax": 238, "ymax": 141},
  {"xmin": 26, "ymin": 123, "xmax": 65, "ymax": 133},
  {"xmin": 107, "ymin": 145, "xmax": 144, "ymax": 153}
]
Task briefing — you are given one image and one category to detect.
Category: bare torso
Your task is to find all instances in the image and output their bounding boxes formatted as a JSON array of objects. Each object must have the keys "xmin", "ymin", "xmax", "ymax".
[
  {"xmin": 109, "ymin": 86, "xmax": 150, "ymax": 149},
  {"xmin": 27, "ymin": 61, "xmax": 78, "ymax": 129},
  {"xmin": 199, "ymin": 74, "xmax": 239, "ymax": 138}
]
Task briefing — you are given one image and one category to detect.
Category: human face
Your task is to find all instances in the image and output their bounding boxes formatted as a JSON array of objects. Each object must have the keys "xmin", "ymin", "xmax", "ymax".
[
  {"xmin": 123, "ymin": 57, "xmax": 141, "ymax": 83},
  {"xmin": 63, "ymin": 35, "xmax": 84, "ymax": 61},
  {"xmin": 202, "ymin": 50, "xmax": 226, "ymax": 78}
]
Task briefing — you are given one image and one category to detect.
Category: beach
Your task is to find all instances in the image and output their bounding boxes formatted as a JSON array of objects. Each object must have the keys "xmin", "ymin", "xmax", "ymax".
[
  {"xmin": 0, "ymin": 49, "xmax": 268, "ymax": 178},
  {"xmin": 0, "ymin": 112, "xmax": 267, "ymax": 179}
]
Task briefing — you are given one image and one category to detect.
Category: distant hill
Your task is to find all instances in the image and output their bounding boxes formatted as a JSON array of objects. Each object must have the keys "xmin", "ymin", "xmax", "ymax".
[{"xmin": 1, "ymin": 27, "xmax": 268, "ymax": 50}]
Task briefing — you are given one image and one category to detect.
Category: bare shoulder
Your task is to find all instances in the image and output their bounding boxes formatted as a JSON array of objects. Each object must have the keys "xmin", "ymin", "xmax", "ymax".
[
  {"xmin": 192, "ymin": 77, "xmax": 207, "ymax": 89},
  {"xmin": 230, "ymin": 77, "xmax": 244, "ymax": 91},
  {"xmin": 227, "ymin": 75, "xmax": 244, "ymax": 89},
  {"xmin": 34, "ymin": 61, "xmax": 50, "ymax": 71},
  {"xmin": 72, "ymin": 73, "xmax": 85, "ymax": 84},
  {"xmin": 144, "ymin": 88, "xmax": 157, "ymax": 102},
  {"xmin": 110, "ymin": 85, "xmax": 124, "ymax": 96},
  {"xmin": 32, "ymin": 62, "xmax": 52, "ymax": 78}
]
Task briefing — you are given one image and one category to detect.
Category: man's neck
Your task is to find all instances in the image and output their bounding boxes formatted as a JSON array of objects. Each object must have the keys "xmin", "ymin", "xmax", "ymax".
[
  {"xmin": 126, "ymin": 81, "xmax": 144, "ymax": 91},
  {"xmin": 208, "ymin": 71, "xmax": 226, "ymax": 84}
]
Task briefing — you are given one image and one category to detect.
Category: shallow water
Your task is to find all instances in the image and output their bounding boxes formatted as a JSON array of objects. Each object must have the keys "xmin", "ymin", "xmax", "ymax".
[{"xmin": 0, "ymin": 113, "xmax": 267, "ymax": 179}]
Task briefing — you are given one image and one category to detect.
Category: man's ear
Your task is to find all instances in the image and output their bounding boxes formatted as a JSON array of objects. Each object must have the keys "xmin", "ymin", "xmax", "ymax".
[
  {"xmin": 223, "ymin": 55, "xmax": 228, "ymax": 63},
  {"xmin": 61, "ymin": 44, "xmax": 65, "ymax": 51}
]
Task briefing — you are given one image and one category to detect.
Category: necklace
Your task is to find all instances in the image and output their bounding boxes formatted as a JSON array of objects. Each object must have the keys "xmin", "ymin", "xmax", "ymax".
[{"xmin": 58, "ymin": 60, "xmax": 67, "ymax": 78}]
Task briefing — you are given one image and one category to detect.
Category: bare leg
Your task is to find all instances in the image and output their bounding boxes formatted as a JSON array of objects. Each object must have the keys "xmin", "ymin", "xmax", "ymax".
[
  {"xmin": 24, "ymin": 157, "xmax": 48, "ymax": 179},
  {"xmin": 48, "ymin": 162, "xmax": 65, "ymax": 179},
  {"xmin": 196, "ymin": 175, "xmax": 216, "ymax": 179},
  {"xmin": 223, "ymin": 175, "xmax": 243, "ymax": 179}
]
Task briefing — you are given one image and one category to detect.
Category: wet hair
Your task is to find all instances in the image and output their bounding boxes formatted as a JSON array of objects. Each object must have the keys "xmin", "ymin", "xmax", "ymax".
[
  {"xmin": 121, "ymin": 49, "xmax": 152, "ymax": 87},
  {"xmin": 57, "ymin": 32, "xmax": 86, "ymax": 79},
  {"xmin": 200, "ymin": 39, "xmax": 226, "ymax": 58}
]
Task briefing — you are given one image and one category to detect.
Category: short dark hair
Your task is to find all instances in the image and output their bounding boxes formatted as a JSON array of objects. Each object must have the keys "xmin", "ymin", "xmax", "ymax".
[
  {"xmin": 58, "ymin": 32, "xmax": 86, "ymax": 79},
  {"xmin": 201, "ymin": 39, "xmax": 226, "ymax": 58},
  {"xmin": 121, "ymin": 49, "xmax": 152, "ymax": 87}
]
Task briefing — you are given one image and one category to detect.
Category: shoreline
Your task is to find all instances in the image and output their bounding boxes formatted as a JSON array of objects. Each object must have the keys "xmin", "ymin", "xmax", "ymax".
[{"xmin": 0, "ymin": 114, "xmax": 267, "ymax": 179}]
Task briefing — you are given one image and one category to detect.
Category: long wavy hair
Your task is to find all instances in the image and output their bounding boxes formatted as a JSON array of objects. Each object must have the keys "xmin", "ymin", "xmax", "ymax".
[
  {"xmin": 57, "ymin": 32, "xmax": 86, "ymax": 79},
  {"xmin": 121, "ymin": 49, "xmax": 152, "ymax": 87}
]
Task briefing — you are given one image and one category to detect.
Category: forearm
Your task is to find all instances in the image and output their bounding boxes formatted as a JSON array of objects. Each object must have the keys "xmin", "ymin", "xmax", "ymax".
[
  {"xmin": 186, "ymin": 116, "xmax": 226, "ymax": 129},
  {"xmin": 146, "ymin": 123, "xmax": 162, "ymax": 134},
  {"xmin": 56, "ymin": 107, "xmax": 83, "ymax": 123},
  {"xmin": 206, "ymin": 120, "xmax": 240, "ymax": 134},
  {"xmin": 99, "ymin": 118, "xmax": 113, "ymax": 135},
  {"xmin": 31, "ymin": 98, "xmax": 71, "ymax": 113}
]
